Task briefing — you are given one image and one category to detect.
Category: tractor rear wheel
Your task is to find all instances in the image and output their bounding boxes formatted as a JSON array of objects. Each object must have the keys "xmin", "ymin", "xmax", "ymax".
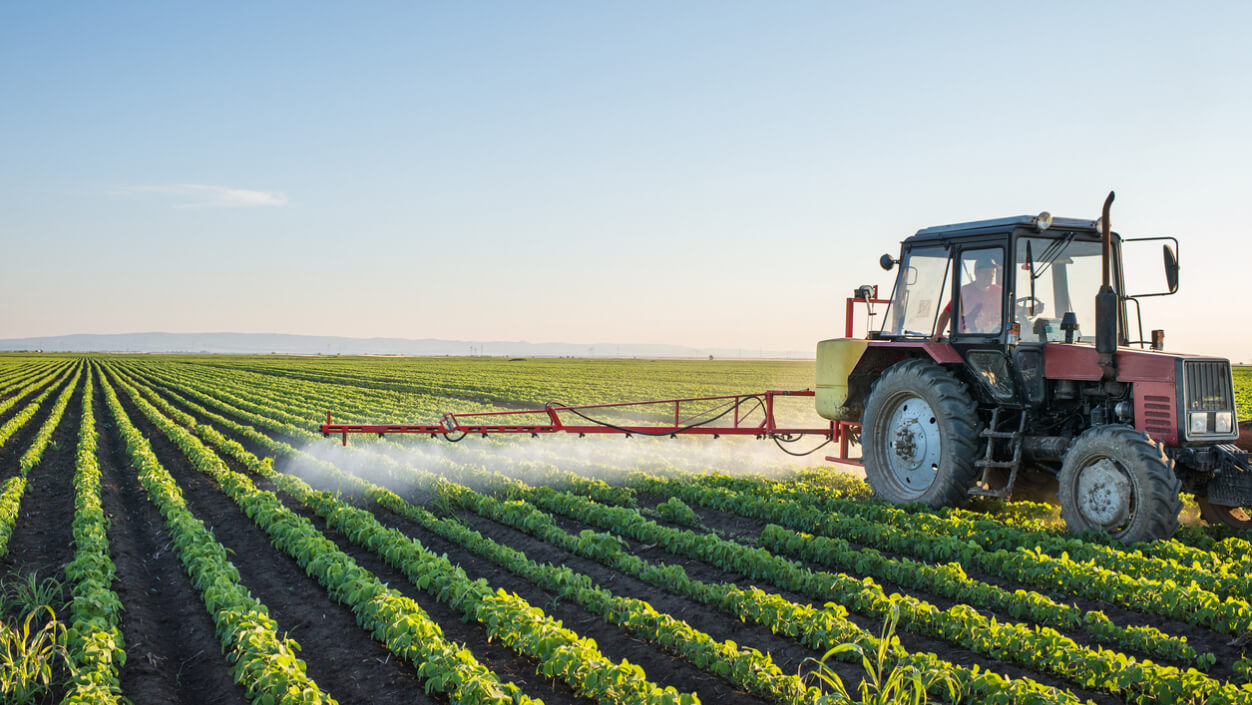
[
  {"xmin": 1196, "ymin": 497, "xmax": 1252, "ymax": 530},
  {"xmin": 1057, "ymin": 425, "xmax": 1181, "ymax": 543},
  {"xmin": 860, "ymin": 359, "xmax": 980, "ymax": 508}
]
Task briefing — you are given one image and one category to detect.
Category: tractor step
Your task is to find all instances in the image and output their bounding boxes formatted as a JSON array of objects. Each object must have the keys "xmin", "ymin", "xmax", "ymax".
[{"xmin": 969, "ymin": 408, "xmax": 1027, "ymax": 499}]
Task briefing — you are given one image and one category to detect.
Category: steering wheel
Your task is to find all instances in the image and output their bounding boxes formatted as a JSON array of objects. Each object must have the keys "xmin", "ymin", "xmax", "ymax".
[{"xmin": 1015, "ymin": 296, "xmax": 1046, "ymax": 317}]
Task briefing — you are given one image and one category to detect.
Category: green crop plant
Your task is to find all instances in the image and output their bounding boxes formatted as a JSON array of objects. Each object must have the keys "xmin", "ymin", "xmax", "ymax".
[{"xmin": 655, "ymin": 497, "xmax": 702, "ymax": 527}]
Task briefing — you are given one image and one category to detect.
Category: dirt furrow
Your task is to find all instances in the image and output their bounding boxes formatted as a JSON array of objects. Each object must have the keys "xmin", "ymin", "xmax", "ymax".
[
  {"xmin": 349, "ymin": 487, "xmax": 781, "ymax": 705},
  {"xmin": 0, "ymin": 380, "xmax": 83, "ymax": 579},
  {"xmin": 440, "ymin": 501, "xmax": 865, "ymax": 690},
  {"xmin": 112, "ymin": 375, "xmax": 434, "ymax": 705},
  {"xmin": 510, "ymin": 489, "xmax": 1124, "ymax": 705},
  {"xmin": 0, "ymin": 376, "xmax": 73, "ymax": 484},
  {"xmin": 94, "ymin": 370, "xmax": 248, "ymax": 705},
  {"xmin": 637, "ymin": 489, "xmax": 1238, "ymax": 679}
]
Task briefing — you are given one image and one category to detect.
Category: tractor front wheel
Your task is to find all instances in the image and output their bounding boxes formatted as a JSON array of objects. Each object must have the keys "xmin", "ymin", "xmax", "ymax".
[
  {"xmin": 860, "ymin": 359, "xmax": 980, "ymax": 508},
  {"xmin": 1196, "ymin": 497, "xmax": 1252, "ymax": 530},
  {"xmin": 1057, "ymin": 425, "xmax": 1181, "ymax": 543}
]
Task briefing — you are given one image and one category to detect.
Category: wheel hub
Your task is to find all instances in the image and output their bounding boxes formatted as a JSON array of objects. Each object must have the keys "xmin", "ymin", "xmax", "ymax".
[
  {"xmin": 1076, "ymin": 458, "xmax": 1132, "ymax": 528},
  {"xmin": 884, "ymin": 396, "xmax": 940, "ymax": 494}
]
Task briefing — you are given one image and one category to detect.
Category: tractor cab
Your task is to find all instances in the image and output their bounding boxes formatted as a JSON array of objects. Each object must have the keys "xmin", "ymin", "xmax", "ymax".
[{"xmin": 872, "ymin": 215, "xmax": 1143, "ymax": 411}]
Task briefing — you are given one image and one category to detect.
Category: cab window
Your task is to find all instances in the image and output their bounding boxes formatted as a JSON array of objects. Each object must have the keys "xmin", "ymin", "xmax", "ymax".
[
  {"xmin": 882, "ymin": 245, "xmax": 951, "ymax": 337},
  {"xmin": 1015, "ymin": 236, "xmax": 1104, "ymax": 343},
  {"xmin": 954, "ymin": 248, "xmax": 1004, "ymax": 335}
]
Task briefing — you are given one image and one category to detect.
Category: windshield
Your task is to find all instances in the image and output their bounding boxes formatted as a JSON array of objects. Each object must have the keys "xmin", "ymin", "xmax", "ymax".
[
  {"xmin": 1016, "ymin": 236, "xmax": 1106, "ymax": 343},
  {"xmin": 882, "ymin": 245, "xmax": 950, "ymax": 337}
]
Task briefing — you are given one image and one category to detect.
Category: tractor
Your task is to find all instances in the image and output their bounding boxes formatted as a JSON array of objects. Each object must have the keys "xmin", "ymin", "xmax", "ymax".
[{"xmin": 816, "ymin": 192, "xmax": 1250, "ymax": 542}]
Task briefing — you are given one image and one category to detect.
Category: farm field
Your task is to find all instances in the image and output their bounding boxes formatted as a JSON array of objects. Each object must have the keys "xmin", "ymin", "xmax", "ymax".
[{"xmin": 1, "ymin": 354, "xmax": 1251, "ymax": 705}]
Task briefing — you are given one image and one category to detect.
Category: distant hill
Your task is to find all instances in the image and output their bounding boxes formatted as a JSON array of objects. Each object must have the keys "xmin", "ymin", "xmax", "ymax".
[{"xmin": 0, "ymin": 332, "xmax": 811, "ymax": 359}]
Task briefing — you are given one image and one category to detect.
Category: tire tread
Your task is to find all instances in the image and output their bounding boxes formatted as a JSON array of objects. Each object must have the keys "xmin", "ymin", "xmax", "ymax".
[{"xmin": 861, "ymin": 359, "xmax": 981, "ymax": 507}]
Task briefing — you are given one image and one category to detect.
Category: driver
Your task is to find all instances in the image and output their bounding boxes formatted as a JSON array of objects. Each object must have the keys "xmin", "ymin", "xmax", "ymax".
[{"xmin": 933, "ymin": 253, "xmax": 1001, "ymax": 339}]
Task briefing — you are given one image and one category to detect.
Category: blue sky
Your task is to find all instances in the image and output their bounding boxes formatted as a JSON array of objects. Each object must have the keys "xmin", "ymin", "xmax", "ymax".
[{"xmin": 2, "ymin": 2, "xmax": 1250, "ymax": 358}]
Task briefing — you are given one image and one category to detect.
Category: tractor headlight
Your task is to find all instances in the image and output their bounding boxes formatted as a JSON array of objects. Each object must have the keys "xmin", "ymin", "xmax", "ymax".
[
  {"xmin": 1035, "ymin": 211, "xmax": 1053, "ymax": 231},
  {"xmin": 1215, "ymin": 411, "xmax": 1233, "ymax": 434},
  {"xmin": 1190, "ymin": 412, "xmax": 1210, "ymax": 435}
]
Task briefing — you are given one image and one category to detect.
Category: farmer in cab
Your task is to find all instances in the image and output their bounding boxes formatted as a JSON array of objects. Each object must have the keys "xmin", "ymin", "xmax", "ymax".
[{"xmin": 933, "ymin": 250, "xmax": 1002, "ymax": 338}]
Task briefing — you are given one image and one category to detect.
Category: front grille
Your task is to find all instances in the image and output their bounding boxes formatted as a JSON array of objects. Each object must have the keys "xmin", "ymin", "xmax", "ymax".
[
  {"xmin": 1182, "ymin": 359, "xmax": 1237, "ymax": 441},
  {"xmin": 1184, "ymin": 360, "xmax": 1234, "ymax": 412}
]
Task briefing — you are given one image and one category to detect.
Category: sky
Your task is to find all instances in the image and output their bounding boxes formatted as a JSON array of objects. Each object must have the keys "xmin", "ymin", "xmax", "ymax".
[{"xmin": 2, "ymin": 2, "xmax": 1250, "ymax": 359}]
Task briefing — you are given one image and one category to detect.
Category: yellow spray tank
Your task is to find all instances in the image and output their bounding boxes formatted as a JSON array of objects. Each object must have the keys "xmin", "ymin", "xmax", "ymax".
[{"xmin": 815, "ymin": 338, "xmax": 869, "ymax": 422}]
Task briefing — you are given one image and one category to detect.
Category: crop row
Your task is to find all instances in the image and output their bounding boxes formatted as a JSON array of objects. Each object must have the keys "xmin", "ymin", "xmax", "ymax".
[
  {"xmin": 642, "ymin": 470, "xmax": 1204, "ymax": 664},
  {"xmin": 0, "ymin": 362, "xmax": 78, "ymax": 452},
  {"xmin": 103, "ymin": 363, "xmax": 553, "ymax": 705},
  {"xmin": 98, "ymin": 365, "xmax": 338, "ymax": 705},
  {"xmin": 633, "ymin": 473, "xmax": 1252, "ymax": 636},
  {"xmin": 506, "ymin": 482, "xmax": 1246, "ymax": 704},
  {"xmin": 62, "ymin": 368, "xmax": 127, "ymax": 704},
  {"xmin": 0, "ymin": 358, "xmax": 63, "ymax": 393},
  {"xmin": 0, "ymin": 359, "xmax": 73, "ymax": 418},
  {"xmin": 697, "ymin": 470, "xmax": 1252, "ymax": 598},
  {"xmin": 0, "ymin": 362, "xmax": 82, "ymax": 555},
  {"xmin": 106, "ymin": 363, "xmax": 699, "ymax": 705},
  {"xmin": 140, "ymin": 378, "xmax": 820, "ymax": 705}
]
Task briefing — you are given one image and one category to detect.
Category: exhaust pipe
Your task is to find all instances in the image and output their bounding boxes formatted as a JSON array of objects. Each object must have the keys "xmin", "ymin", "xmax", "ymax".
[{"xmin": 1095, "ymin": 191, "xmax": 1118, "ymax": 380}]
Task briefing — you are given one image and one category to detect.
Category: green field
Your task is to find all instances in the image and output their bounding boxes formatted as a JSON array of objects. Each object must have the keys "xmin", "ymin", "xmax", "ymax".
[
  {"xmin": 1236, "ymin": 366, "xmax": 1252, "ymax": 421},
  {"xmin": 0, "ymin": 355, "xmax": 1250, "ymax": 705}
]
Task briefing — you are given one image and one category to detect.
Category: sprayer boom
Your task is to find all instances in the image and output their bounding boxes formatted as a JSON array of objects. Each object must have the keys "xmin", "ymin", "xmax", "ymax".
[{"xmin": 320, "ymin": 389, "xmax": 838, "ymax": 446}]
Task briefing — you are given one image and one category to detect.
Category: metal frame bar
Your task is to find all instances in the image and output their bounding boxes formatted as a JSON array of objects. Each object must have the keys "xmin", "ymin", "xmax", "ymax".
[
  {"xmin": 826, "ymin": 289, "xmax": 890, "ymax": 468},
  {"xmin": 322, "ymin": 390, "xmax": 834, "ymax": 445}
]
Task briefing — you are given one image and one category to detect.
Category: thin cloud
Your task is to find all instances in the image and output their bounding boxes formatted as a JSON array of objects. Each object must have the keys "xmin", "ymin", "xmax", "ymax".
[{"xmin": 119, "ymin": 184, "xmax": 288, "ymax": 208}]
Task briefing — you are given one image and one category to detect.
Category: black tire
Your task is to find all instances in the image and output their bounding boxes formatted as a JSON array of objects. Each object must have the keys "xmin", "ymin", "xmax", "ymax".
[
  {"xmin": 1057, "ymin": 425, "xmax": 1182, "ymax": 543},
  {"xmin": 1196, "ymin": 496, "xmax": 1252, "ymax": 530},
  {"xmin": 860, "ymin": 359, "xmax": 980, "ymax": 508}
]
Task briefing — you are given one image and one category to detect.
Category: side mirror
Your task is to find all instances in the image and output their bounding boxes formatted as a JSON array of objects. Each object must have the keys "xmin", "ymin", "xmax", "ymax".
[
  {"xmin": 1163, "ymin": 244, "xmax": 1179, "ymax": 294},
  {"xmin": 879, "ymin": 253, "xmax": 896, "ymax": 271}
]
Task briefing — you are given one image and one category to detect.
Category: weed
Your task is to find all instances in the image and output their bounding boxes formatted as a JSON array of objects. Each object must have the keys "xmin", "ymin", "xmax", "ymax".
[
  {"xmin": 0, "ymin": 605, "xmax": 71, "ymax": 705},
  {"xmin": 804, "ymin": 603, "xmax": 957, "ymax": 705},
  {"xmin": 0, "ymin": 572, "xmax": 64, "ymax": 625}
]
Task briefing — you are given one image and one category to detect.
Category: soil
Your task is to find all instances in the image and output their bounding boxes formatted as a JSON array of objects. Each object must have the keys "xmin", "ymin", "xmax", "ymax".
[
  {"xmin": 137, "ymin": 372, "xmax": 783, "ymax": 705},
  {"xmin": 442, "ymin": 503, "xmax": 866, "ymax": 690},
  {"xmin": 634, "ymin": 489, "xmax": 1242, "ymax": 681},
  {"xmin": 111, "ymin": 374, "xmax": 433, "ymax": 705},
  {"xmin": 0, "ymin": 377, "xmax": 83, "ymax": 704},
  {"xmin": 0, "ymin": 375, "xmax": 73, "ymax": 485},
  {"xmin": 533, "ymin": 488, "xmax": 1124, "ymax": 705},
  {"xmin": 122, "ymin": 370, "xmax": 598, "ymax": 705},
  {"xmin": 258, "ymin": 461, "xmax": 599, "ymax": 705},
  {"xmin": 0, "ymin": 379, "xmax": 83, "ymax": 579},
  {"xmin": 95, "ymin": 368, "xmax": 250, "ymax": 705},
  {"xmin": 355, "ymin": 493, "xmax": 781, "ymax": 705}
]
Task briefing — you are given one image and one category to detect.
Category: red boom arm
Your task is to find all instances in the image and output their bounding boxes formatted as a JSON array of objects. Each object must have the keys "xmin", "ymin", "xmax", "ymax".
[{"xmin": 321, "ymin": 389, "xmax": 839, "ymax": 446}]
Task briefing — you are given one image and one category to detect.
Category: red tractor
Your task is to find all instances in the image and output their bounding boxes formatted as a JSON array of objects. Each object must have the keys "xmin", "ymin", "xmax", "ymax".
[{"xmin": 816, "ymin": 193, "xmax": 1250, "ymax": 542}]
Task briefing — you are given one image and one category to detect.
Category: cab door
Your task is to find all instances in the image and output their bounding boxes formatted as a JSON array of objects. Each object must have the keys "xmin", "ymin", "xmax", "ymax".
[{"xmin": 951, "ymin": 241, "xmax": 1018, "ymax": 404}]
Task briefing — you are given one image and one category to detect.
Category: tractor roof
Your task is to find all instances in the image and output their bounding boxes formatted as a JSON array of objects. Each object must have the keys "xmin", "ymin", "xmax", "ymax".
[{"xmin": 907, "ymin": 215, "xmax": 1101, "ymax": 243}]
